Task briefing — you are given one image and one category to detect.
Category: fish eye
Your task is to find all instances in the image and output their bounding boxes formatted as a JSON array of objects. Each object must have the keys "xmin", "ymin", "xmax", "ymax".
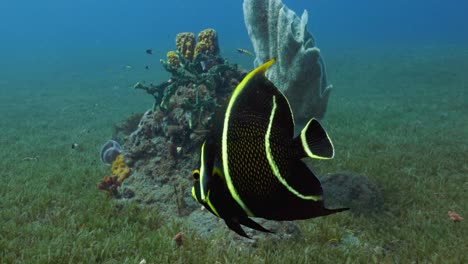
[{"xmin": 192, "ymin": 169, "xmax": 200, "ymax": 180}]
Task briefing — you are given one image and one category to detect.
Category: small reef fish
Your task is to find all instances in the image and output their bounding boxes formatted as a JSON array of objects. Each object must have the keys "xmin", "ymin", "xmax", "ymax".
[
  {"xmin": 191, "ymin": 58, "xmax": 348, "ymax": 238},
  {"xmin": 236, "ymin": 48, "xmax": 254, "ymax": 56},
  {"xmin": 145, "ymin": 65, "xmax": 149, "ymax": 70},
  {"xmin": 146, "ymin": 49, "xmax": 153, "ymax": 55}
]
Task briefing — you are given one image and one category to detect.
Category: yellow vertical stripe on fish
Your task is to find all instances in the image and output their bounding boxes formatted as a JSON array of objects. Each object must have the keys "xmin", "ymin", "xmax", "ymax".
[
  {"xmin": 300, "ymin": 119, "xmax": 335, "ymax": 159},
  {"xmin": 205, "ymin": 190, "xmax": 220, "ymax": 217},
  {"xmin": 199, "ymin": 142, "xmax": 208, "ymax": 201},
  {"xmin": 221, "ymin": 58, "xmax": 276, "ymax": 217},
  {"xmin": 264, "ymin": 96, "xmax": 321, "ymax": 201},
  {"xmin": 191, "ymin": 186, "xmax": 197, "ymax": 201}
]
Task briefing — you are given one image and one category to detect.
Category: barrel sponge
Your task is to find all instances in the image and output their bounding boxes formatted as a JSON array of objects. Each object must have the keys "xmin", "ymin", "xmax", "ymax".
[
  {"xmin": 176, "ymin": 32, "xmax": 196, "ymax": 60},
  {"xmin": 195, "ymin": 28, "xmax": 219, "ymax": 57},
  {"xmin": 111, "ymin": 154, "xmax": 131, "ymax": 184},
  {"xmin": 166, "ymin": 51, "xmax": 180, "ymax": 67},
  {"xmin": 243, "ymin": 0, "xmax": 331, "ymax": 122}
]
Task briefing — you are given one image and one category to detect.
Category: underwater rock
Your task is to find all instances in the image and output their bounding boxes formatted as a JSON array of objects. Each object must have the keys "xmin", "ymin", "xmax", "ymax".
[
  {"xmin": 243, "ymin": 0, "xmax": 331, "ymax": 122},
  {"xmin": 320, "ymin": 172, "xmax": 383, "ymax": 215},
  {"xmin": 113, "ymin": 112, "xmax": 144, "ymax": 139},
  {"xmin": 100, "ymin": 140, "xmax": 122, "ymax": 165},
  {"xmin": 123, "ymin": 110, "xmax": 166, "ymax": 167}
]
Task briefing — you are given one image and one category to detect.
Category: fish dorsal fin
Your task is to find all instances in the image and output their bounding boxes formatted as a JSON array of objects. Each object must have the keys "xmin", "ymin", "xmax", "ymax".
[
  {"xmin": 224, "ymin": 58, "xmax": 294, "ymax": 141},
  {"xmin": 294, "ymin": 118, "xmax": 334, "ymax": 159}
]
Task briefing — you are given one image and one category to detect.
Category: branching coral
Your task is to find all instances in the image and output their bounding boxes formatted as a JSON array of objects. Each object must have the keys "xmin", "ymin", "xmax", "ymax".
[
  {"xmin": 135, "ymin": 29, "xmax": 244, "ymax": 137},
  {"xmin": 128, "ymin": 28, "xmax": 246, "ymax": 179}
]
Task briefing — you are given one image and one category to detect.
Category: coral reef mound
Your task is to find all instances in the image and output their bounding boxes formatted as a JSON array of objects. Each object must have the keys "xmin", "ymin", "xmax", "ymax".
[{"xmin": 121, "ymin": 29, "xmax": 247, "ymax": 223}]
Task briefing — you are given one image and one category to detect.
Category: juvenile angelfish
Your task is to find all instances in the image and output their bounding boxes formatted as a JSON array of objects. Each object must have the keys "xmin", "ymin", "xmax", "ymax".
[{"xmin": 191, "ymin": 58, "xmax": 348, "ymax": 238}]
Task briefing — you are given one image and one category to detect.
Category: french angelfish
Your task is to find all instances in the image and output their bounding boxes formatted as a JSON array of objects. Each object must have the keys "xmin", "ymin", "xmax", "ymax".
[{"xmin": 191, "ymin": 58, "xmax": 348, "ymax": 238}]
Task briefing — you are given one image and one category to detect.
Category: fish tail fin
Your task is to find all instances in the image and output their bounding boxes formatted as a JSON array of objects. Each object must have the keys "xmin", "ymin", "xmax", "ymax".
[{"xmin": 293, "ymin": 118, "xmax": 334, "ymax": 159}]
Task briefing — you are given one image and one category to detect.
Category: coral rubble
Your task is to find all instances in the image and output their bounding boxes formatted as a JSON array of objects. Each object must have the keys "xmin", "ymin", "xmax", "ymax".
[{"xmin": 243, "ymin": 0, "xmax": 331, "ymax": 122}]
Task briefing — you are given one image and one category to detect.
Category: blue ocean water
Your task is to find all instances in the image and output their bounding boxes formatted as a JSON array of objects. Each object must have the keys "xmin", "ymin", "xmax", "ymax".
[
  {"xmin": 1, "ymin": 1, "xmax": 467, "ymax": 261},
  {"xmin": 1, "ymin": 0, "xmax": 466, "ymax": 84}
]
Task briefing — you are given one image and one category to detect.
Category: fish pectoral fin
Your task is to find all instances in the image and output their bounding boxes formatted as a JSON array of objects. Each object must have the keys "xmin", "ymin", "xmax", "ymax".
[
  {"xmin": 224, "ymin": 219, "xmax": 251, "ymax": 239},
  {"xmin": 294, "ymin": 118, "xmax": 334, "ymax": 159}
]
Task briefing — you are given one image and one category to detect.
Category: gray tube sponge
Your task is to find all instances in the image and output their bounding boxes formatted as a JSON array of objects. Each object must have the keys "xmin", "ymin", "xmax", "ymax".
[{"xmin": 243, "ymin": 0, "xmax": 331, "ymax": 122}]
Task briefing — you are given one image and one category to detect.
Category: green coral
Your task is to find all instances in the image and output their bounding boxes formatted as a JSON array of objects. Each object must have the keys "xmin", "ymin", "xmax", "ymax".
[{"xmin": 137, "ymin": 52, "xmax": 242, "ymax": 113}]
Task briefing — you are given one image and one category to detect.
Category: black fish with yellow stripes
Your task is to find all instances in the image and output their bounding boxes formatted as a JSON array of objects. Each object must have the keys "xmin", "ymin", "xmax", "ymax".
[{"xmin": 191, "ymin": 58, "xmax": 348, "ymax": 238}]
